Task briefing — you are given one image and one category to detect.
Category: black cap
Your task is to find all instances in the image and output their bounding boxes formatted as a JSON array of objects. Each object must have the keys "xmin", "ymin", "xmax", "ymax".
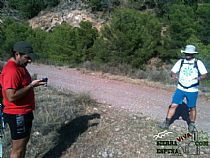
[{"xmin": 13, "ymin": 41, "xmax": 34, "ymax": 59}]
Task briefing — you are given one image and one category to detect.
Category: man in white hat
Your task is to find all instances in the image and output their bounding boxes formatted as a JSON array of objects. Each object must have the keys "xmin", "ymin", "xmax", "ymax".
[{"xmin": 160, "ymin": 44, "xmax": 208, "ymax": 133}]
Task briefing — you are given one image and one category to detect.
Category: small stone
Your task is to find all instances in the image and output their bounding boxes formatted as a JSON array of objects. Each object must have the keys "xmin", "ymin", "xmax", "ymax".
[
  {"xmin": 136, "ymin": 150, "xmax": 141, "ymax": 154},
  {"xmin": 117, "ymin": 150, "xmax": 122, "ymax": 155},
  {"xmin": 33, "ymin": 131, "xmax": 41, "ymax": 136},
  {"xmin": 174, "ymin": 127, "xmax": 182, "ymax": 132},
  {"xmin": 109, "ymin": 153, "xmax": 113, "ymax": 157},
  {"xmin": 142, "ymin": 136, "xmax": 147, "ymax": 140},
  {"xmin": 115, "ymin": 128, "xmax": 120, "ymax": 132},
  {"xmin": 64, "ymin": 120, "xmax": 70, "ymax": 124},
  {"xmin": 102, "ymin": 151, "xmax": 108, "ymax": 158},
  {"xmin": 145, "ymin": 117, "xmax": 151, "ymax": 121}
]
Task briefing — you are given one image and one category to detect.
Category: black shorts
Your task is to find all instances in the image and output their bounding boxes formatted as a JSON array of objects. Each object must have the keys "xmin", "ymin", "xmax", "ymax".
[{"xmin": 3, "ymin": 112, "xmax": 34, "ymax": 140}]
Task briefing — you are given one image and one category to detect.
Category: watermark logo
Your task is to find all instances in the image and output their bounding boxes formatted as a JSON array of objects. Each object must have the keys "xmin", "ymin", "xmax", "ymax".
[
  {"xmin": 194, "ymin": 131, "xmax": 209, "ymax": 147},
  {"xmin": 154, "ymin": 130, "xmax": 209, "ymax": 156},
  {"xmin": 153, "ymin": 130, "xmax": 173, "ymax": 140},
  {"xmin": 176, "ymin": 132, "xmax": 192, "ymax": 142}
]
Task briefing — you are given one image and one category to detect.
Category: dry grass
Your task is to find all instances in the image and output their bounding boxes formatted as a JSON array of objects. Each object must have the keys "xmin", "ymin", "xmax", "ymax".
[
  {"xmin": 2, "ymin": 86, "xmax": 210, "ymax": 158},
  {"xmin": 78, "ymin": 66, "xmax": 177, "ymax": 93},
  {"xmin": 62, "ymin": 103, "xmax": 210, "ymax": 158},
  {"xmin": 80, "ymin": 61, "xmax": 172, "ymax": 82},
  {"xmin": 62, "ymin": 106, "xmax": 159, "ymax": 158},
  {"xmin": 2, "ymin": 87, "xmax": 97, "ymax": 157}
]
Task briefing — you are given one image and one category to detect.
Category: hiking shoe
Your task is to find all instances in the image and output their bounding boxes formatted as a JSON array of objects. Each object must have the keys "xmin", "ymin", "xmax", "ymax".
[
  {"xmin": 188, "ymin": 123, "xmax": 196, "ymax": 133},
  {"xmin": 159, "ymin": 120, "xmax": 170, "ymax": 130}
]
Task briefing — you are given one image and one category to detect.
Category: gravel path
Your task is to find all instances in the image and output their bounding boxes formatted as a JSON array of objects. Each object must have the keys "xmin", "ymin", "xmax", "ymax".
[{"xmin": 28, "ymin": 64, "xmax": 210, "ymax": 135}]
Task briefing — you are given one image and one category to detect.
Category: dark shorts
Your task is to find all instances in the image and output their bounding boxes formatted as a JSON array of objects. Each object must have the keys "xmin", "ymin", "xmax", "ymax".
[{"xmin": 3, "ymin": 112, "xmax": 34, "ymax": 140}]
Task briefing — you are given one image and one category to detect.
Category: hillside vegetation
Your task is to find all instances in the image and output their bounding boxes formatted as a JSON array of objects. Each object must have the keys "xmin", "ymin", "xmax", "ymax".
[{"xmin": 0, "ymin": 0, "xmax": 210, "ymax": 82}]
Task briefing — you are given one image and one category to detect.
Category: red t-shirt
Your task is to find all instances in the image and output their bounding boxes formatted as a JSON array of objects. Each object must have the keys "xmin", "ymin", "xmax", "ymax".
[
  {"xmin": 1, "ymin": 60, "xmax": 35, "ymax": 114},
  {"xmin": 0, "ymin": 72, "xmax": 2, "ymax": 101},
  {"xmin": 0, "ymin": 73, "xmax": 2, "ymax": 85}
]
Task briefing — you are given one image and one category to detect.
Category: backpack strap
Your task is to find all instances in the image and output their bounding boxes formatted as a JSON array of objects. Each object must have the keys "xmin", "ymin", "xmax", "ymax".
[
  {"xmin": 178, "ymin": 59, "xmax": 184, "ymax": 73},
  {"xmin": 193, "ymin": 59, "xmax": 201, "ymax": 77},
  {"xmin": 178, "ymin": 82, "xmax": 199, "ymax": 89}
]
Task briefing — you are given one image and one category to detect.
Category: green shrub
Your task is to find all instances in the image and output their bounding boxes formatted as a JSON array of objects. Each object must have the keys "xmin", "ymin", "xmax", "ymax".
[
  {"xmin": 8, "ymin": 0, "xmax": 59, "ymax": 18},
  {"xmin": 27, "ymin": 28, "xmax": 48, "ymax": 62},
  {"xmin": 196, "ymin": 3, "xmax": 210, "ymax": 44},
  {"xmin": 88, "ymin": 0, "xmax": 120, "ymax": 12},
  {"xmin": 97, "ymin": 8, "xmax": 162, "ymax": 68},
  {"xmin": 42, "ymin": 22, "xmax": 98, "ymax": 65},
  {"xmin": 162, "ymin": 3, "xmax": 196, "ymax": 59},
  {"xmin": 0, "ymin": 18, "xmax": 32, "ymax": 59},
  {"xmin": 75, "ymin": 21, "xmax": 98, "ymax": 61}
]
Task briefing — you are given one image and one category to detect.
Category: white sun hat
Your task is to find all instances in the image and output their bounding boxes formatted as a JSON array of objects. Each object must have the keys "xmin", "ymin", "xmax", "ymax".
[{"xmin": 181, "ymin": 45, "xmax": 198, "ymax": 54}]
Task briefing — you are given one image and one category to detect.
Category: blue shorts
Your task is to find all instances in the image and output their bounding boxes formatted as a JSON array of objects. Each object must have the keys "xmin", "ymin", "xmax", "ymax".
[{"xmin": 172, "ymin": 89, "xmax": 198, "ymax": 108}]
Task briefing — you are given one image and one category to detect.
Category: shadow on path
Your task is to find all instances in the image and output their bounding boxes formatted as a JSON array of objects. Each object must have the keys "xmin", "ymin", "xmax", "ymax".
[
  {"xmin": 42, "ymin": 113, "xmax": 101, "ymax": 158},
  {"xmin": 170, "ymin": 102, "xmax": 191, "ymax": 126}
]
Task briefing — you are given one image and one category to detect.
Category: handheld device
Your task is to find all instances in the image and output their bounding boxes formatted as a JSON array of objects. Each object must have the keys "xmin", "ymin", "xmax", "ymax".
[
  {"xmin": 41, "ymin": 77, "xmax": 48, "ymax": 87},
  {"xmin": 41, "ymin": 77, "xmax": 48, "ymax": 82}
]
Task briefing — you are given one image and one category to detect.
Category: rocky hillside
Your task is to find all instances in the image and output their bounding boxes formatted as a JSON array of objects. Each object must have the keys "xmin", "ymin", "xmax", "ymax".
[{"xmin": 29, "ymin": 0, "xmax": 105, "ymax": 31}]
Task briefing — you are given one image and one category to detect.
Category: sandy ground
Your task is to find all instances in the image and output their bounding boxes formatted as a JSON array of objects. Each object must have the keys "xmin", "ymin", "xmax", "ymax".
[{"xmin": 27, "ymin": 63, "xmax": 210, "ymax": 135}]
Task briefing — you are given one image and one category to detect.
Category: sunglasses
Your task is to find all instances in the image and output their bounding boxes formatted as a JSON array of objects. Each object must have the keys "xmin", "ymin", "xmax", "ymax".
[
  {"xmin": 19, "ymin": 53, "xmax": 32, "ymax": 60},
  {"xmin": 185, "ymin": 53, "xmax": 194, "ymax": 56}
]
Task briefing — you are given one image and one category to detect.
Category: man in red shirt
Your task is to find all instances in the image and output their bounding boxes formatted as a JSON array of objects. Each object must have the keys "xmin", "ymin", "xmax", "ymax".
[{"xmin": 1, "ymin": 41, "xmax": 46, "ymax": 158}]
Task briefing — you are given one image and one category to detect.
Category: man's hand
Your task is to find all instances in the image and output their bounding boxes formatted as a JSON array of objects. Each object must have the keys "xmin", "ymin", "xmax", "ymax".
[
  {"xmin": 6, "ymin": 79, "xmax": 47, "ymax": 102},
  {"xmin": 30, "ymin": 79, "xmax": 47, "ymax": 87},
  {"xmin": 193, "ymin": 73, "xmax": 208, "ymax": 81},
  {"xmin": 171, "ymin": 72, "xmax": 178, "ymax": 81}
]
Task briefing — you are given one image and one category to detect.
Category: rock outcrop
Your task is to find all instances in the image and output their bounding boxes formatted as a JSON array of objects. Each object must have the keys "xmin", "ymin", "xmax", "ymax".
[{"xmin": 29, "ymin": 1, "xmax": 105, "ymax": 31}]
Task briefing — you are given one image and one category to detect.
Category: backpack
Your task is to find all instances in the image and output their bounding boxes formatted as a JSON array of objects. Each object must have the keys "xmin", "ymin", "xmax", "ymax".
[{"xmin": 178, "ymin": 59, "xmax": 201, "ymax": 89}]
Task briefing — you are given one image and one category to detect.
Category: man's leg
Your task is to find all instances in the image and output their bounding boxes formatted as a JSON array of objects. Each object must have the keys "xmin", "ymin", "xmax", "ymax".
[
  {"xmin": 189, "ymin": 107, "xmax": 196, "ymax": 122},
  {"xmin": 160, "ymin": 89, "xmax": 184, "ymax": 129},
  {"xmin": 186, "ymin": 91, "xmax": 198, "ymax": 133},
  {"xmin": 188, "ymin": 107, "xmax": 196, "ymax": 133},
  {"xmin": 166, "ymin": 104, "xmax": 178, "ymax": 120},
  {"xmin": 10, "ymin": 136, "xmax": 30, "ymax": 158},
  {"xmin": 188, "ymin": 108, "xmax": 197, "ymax": 133},
  {"xmin": 3, "ymin": 113, "xmax": 33, "ymax": 158},
  {"xmin": 160, "ymin": 104, "xmax": 178, "ymax": 129}
]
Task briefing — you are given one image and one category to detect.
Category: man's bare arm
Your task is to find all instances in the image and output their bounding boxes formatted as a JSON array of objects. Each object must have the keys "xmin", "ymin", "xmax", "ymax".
[
  {"xmin": 5, "ymin": 79, "xmax": 45, "ymax": 102},
  {"xmin": 171, "ymin": 71, "xmax": 178, "ymax": 80},
  {"xmin": 198, "ymin": 73, "xmax": 208, "ymax": 81}
]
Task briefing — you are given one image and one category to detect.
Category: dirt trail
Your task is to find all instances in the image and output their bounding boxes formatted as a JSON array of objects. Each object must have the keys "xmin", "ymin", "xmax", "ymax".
[{"xmin": 28, "ymin": 64, "xmax": 210, "ymax": 135}]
